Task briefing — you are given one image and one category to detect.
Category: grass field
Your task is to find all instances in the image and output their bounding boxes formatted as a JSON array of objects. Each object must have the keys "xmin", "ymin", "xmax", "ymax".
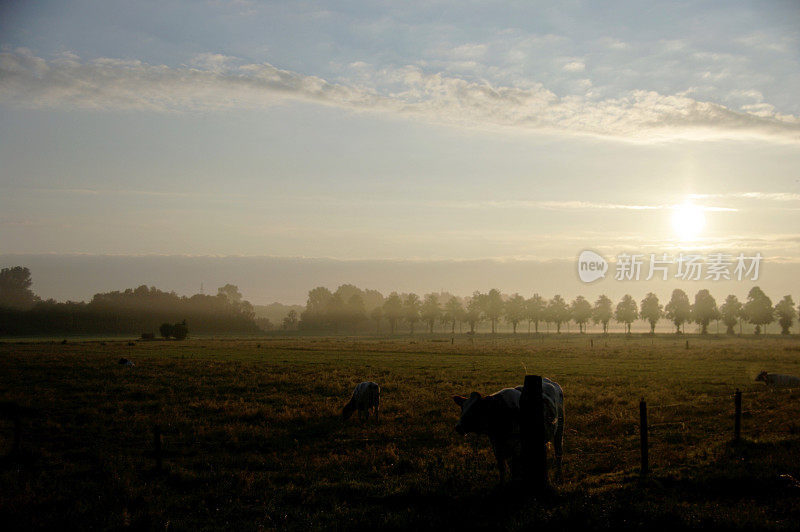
[{"xmin": 1, "ymin": 334, "xmax": 800, "ymax": 531}]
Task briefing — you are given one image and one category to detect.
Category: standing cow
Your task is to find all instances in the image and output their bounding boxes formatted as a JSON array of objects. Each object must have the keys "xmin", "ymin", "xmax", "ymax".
[
  {"xmin": 453, "ymin": 378, "xmax": 564, "ymax": 482},
  {"xmin": 342, "ymin": 381, "xmax": 380, "ymax": 421}
]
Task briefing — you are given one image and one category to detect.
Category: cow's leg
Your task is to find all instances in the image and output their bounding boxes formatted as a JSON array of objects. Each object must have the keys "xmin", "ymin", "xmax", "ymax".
[
  {"xmin": 554, "ymin": 413, "xmax": 564, "ymax": 479},
  {"xmin": 490, "ymin": 436, "xmax": 507, "ymax": 483}
]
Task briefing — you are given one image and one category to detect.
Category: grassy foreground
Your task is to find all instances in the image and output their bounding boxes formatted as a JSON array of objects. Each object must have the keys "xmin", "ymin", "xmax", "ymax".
[{"xmin": 1, "ymin": 334, "xmax": 800, "ymax": 530}]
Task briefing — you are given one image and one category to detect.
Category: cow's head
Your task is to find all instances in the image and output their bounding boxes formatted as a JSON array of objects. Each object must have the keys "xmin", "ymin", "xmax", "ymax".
[
  {"xmin": 756, "ymin": 371, "xmax": 768, "ymax": 382},
  {"xmin": 453, "ymin": 392, "xmax": 491, "ymax": 435}
]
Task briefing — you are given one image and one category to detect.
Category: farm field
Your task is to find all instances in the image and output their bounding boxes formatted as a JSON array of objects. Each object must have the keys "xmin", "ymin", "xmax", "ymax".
[{"xmin": 1, "ymin": 335, "xmax": 800, "ymax": 531}]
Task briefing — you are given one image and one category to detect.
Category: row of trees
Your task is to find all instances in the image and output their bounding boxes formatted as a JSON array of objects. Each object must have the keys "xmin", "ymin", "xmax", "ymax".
[
  {"xmin": 298, "ymin": 284, "xmax": 797, "ymax": 336},
  {"xmin": 0, "ymin": 267, "xmax": 261, "ymax": 336}
]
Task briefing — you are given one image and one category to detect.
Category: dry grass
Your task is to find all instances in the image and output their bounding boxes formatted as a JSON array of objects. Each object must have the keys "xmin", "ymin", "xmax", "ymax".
[{"xmin": 1, "ymin": 334, "xmax": 799, "ymax": 530}]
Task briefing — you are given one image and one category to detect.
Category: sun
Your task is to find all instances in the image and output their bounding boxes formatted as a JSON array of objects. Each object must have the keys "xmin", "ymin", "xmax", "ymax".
[{"xmin": 671, "ymin": 202, "xmax": 706, "ymax": 241}]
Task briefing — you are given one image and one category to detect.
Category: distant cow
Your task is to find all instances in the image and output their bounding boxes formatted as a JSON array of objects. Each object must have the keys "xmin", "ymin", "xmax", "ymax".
[
  {"xmin": 118, "ymin": 357, "xmax": 134, "ymax": 366},
  {"xmin": 342, "ymin": 381, "xmax": 380, "ymax": 421},
  {"xmin": 453, "ymin": 378, "xmax": 564, "ymax": 482},
  {"xmin": 756, "ymin": 371, "xmax": 800, "ymax": 387}
]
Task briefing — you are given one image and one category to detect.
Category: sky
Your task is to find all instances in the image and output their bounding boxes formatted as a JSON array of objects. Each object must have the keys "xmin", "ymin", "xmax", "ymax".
[{"xmin": 1, "ymin": 1, "xmax": 799, "ymax": 302}]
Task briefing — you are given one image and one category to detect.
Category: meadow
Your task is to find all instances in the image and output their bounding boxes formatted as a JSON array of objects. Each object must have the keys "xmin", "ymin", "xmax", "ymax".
[{"xmin": 1, "ymin": 334, "xmax": 800, "ymax": 531}]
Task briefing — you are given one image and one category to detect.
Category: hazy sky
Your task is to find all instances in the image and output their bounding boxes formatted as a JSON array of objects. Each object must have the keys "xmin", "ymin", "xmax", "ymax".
[{"xmin": 1, "ymin": 1, "xmax": 799, "ymax": 297}]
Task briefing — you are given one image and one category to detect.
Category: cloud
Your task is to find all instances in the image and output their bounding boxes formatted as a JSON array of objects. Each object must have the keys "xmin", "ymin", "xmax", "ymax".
[
  {"xmin": 1, "ymin": 49, "xmax": 799, "ymax": 143},
  {"xmin": 562, "ymin": 60, "xmax": 586, "ymax": 72}
]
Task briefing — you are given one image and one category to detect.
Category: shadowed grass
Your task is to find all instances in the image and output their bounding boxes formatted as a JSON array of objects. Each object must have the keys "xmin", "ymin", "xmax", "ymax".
[{"xmin": 0, "ymin": 334, "xmax": 799, "ymax": 530}]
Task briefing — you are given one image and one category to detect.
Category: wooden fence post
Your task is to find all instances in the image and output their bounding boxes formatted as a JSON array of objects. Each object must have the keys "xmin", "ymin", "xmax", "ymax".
[
  {"xmin": 685, "ymin": 340, "xmax": 689, "ymax": 350},
  {"xmin": 639, "ymin": 399, "xmax": 648, "ymax": 477},
  {"xmin": 153, "ymin": 425, "xmax": 162, "ymax": 472},
  {"xmin": 520, "ymin": 375, "xmax": 547, "ymax": 491},
  {"xmin": 734, "ymin": 389, "xmax": 742, "ymax": 442},
  {"xmin": 590, "ymin": 339, "xmax": 593, "ymax": 348}
]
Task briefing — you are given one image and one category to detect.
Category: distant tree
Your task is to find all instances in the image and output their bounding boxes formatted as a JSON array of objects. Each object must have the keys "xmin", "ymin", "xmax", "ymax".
[
  {"xmin": 547, "ymin": 295, "xmax": 570, "ymax": 333},
  {"xmin": 639, "ymin": 292, "xmax": 663, "ymax": 334},
  {"xmin": 326, "ymin": 294, "xmax": 347, "ymax": 333},
  {"xmin": 421, "ymin": 294, "xmax": 441, "ymax": 333},
  {"xmin": 0, "ymin": 266, "xmax": 37, "ymax": 309},
  {"xmin": 526, "ymin": 294, "xmax": 546, "ymax": 333},
  {"xmin": 504, "ymin": 293, "xmax": 527, "ymax": 334},
  {"xmin": 692, "ymin": 289, "xmax": 719, "ymax": 335},
  {"xmin": 481, "ymin": 289, "xmax": 504, "ymax": 334},
  {"xmin": 592, "ymin": 295, "xmax": 613, "ymax": 334},
  {"xmin": 719, "ymin": 295, "xmax": 743, "ymax": 335},
  {"xmin": 615, "ymin": 294, "xmax": 638, "ymax": 334},
  {"xmin": 742, "ymin": 286, "xmax": 774, "ymax": 335},
  {"xmin": 404, "ymin": 293, "xmax": 422, "ymax": 335},
  {"xmin": 217, "ymin": 284, "xmax": 243, "ymax": 305},
  {"xmin": 159, "ymin": 322, "xmax": 173, "ymax": 339},
  {"xmin": 774, "ymin": 295, "xmax": 796, "ymax": 335},
  {"xmin": 344, "ymin": 294, "xmax": 366, "ymax": 333},
  {"xmin": 382, "ymin": 292, "xmax": 403, "ymax": 335},
  {"xmin": 665, "ymin": 289, "xmax": 691, "ymax": 334},
  {"xmin": 282, "ymin": 309, "xmax": 299, "ymax": 331},
  {"xmin": 443, "ymin": 297, "xmax": 465, "ymax": 334},
  {"xmin": 172, "ymin": 320, "xmax": 188, "ymax": 340},
  {"xmin": 570, "ymin": 296, "xmax": 592, "ymax": 333},
  {"xmin": 370, "ymin": 306, "xmax": 383, "ymax": 334},
  {"xmin": 300, "ymin": 286, "xmax": 333, "ymax": 330},
  {"xmin": 465, "ymin": 293, "xmax": 484, "ymax": 334}
]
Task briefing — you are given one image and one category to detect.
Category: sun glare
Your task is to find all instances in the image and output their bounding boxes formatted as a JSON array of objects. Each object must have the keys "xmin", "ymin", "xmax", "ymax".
[{"xmin": 671, "ymin": 202, "xmax": 706, "ymax": 241}]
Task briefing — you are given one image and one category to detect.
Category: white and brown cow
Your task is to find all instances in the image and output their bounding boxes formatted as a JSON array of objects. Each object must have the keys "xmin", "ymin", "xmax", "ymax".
[
  {"xmin": 756, "ymin": 371, "xmax": 800, "ymax": 387},
  {"xmin": 453, "ymin": 378, "xmax": 564, "ymax": 482},
  {"xmin": 342, "ymin": 381, "xmax": 380, "ymax": 421}
]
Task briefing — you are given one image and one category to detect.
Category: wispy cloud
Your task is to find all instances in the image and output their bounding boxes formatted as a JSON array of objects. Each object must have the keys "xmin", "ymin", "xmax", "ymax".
[
  {"xmin": 1, "ymin": 49, "xmax": 799, "ymax": 142},
  {"xmin": 689, "ymin": 192, "xmax": 800, "ymax": 202}
]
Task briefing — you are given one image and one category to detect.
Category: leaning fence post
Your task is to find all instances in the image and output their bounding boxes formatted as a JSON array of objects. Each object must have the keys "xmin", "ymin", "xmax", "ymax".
[
  {"xmin": 639, "ymin": 398, "xmax": 648, "ymax": 477},
  {"xmin": 520, "ymin": 375, "xmax": 547, "ymax": 491},
  {"xmin": 734, "ymin": 389, "xmax": 742, "ymax": 442},
  {"xmin": 153, "ymin": 424, "xmax": 162, "ymax": 472}
]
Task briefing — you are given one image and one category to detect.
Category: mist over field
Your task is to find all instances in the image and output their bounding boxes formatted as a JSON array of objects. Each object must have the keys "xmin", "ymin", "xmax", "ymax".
[{"xmin": 4, "ymin": 254, "xmax": 800, "ymax": 307}]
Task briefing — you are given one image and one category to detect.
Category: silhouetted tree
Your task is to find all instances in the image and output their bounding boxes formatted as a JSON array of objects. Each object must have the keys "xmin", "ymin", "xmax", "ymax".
[
  {"xmin": 775, "ymin": 295, "xmax": 796, "ymax": 335},
  {"xmin": 443, "ymin": 296, "xmax": 464, "ymax": 334},
  {"xmin": 665, "ymin": 289, "xmax": 691, "ymax": 334},
  {"xmin": 592, "ymin": 295, "xmax": 613, "ymax": 334},
  {"xmin": 615, "ymin": 294, "xmax": 638, "ymax": 334},
  {"xmin": 743, "ymin": 286, "xmax": 774, "ymax": 335},
  {"xmin": 692, "ymin": 289, "xmax": 719, "ymax": 335},
  {"xmin": 526, "ymin": 294, "xmax": 546, "ymax": 333},
  {"xmin": 640, "ymin": 292, "xmax": 662, "ymax": 334},
  {"xmin": 382, "ymin": 292, "xmax": 403, "ymax": 335},
  {"xmin": 505, "ymin": 293, "xmax": 527, "ymax": 334},
  {"xmin": 370, "ymin": 306, "xmax": 383, "ymax": 334},
  {"xmin": 0, "ymin": 266, "xmax": 37, "ymax": 309},
  {"xmin": 719, "ymin": 295, "xmax": 742, "ymax": 335},
  {"xmin": 282, "ymin": 309, "xmax": 299, "ymax": 330},
  {"xmin": 404, "ymin": 293, "xmax": 422, "ymax": 335},
  {"xmin": 465, "ymin": 293, "xmax": 483, "ymax": 334},
  {"xmin": 421, "ymin": 294, "xmax": 441, "ymax": 333},
  {"xmin": 570, "ymin": 296, "xmax": 592, "ymax": 333},
  {"xmin": 547, "ymin": 295, "xmax": 570, "ymax": 333},
  {"xmin": 481, "ymin": 289, "xmax": 504, "ymax": 334}
]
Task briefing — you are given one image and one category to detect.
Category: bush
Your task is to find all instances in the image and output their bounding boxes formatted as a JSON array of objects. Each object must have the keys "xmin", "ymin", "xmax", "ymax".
[
  {"xmin": 172, "ymin": 320, "xmax": 188, "ymax": 340},
  {"xmin": 159, "ymin": 322, "xmax": 173, "ymax": 338}
]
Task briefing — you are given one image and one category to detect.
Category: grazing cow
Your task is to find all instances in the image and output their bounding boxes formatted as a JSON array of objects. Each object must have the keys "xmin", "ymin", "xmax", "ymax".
[
  {"xmin": 756, "ymin": 371, "xmax": 800, "ymax": 387},
  {"xmin": 453, "ymin": 378, "xmax": 564, "ymax": 482},
  {"xmin": 118, "ymin": 357, "xmax": 134, "ymax": 366},
  {"xmin": 342, "ymin": 381, "xmax": 380, "ymax": 421}
]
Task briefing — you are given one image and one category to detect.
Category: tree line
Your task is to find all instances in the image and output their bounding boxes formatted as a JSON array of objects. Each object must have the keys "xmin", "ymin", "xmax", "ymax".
[
  {"xmin": 297, "ymin": 284, "xmax": 796, "ymax": 336},
  {"xmin": 0, "ymin": 267, "xmax": 261, "ymax": 336}
]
